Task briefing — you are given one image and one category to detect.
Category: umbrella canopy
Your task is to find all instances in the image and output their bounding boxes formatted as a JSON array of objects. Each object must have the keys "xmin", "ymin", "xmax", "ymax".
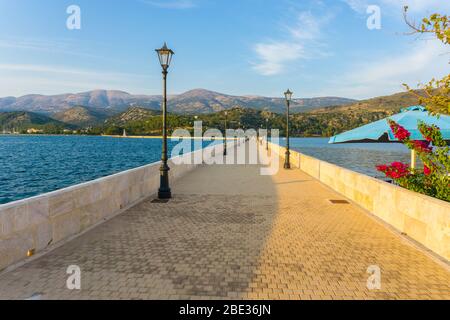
[{"xmin": 329, "ymin": 106, "xmax": 450, "ymax": 144}]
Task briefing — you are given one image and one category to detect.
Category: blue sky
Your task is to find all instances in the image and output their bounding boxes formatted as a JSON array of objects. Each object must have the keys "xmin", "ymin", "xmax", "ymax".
[{"xmin": 0, "ymin": 0, "xmax": 448, "ymax": 99}]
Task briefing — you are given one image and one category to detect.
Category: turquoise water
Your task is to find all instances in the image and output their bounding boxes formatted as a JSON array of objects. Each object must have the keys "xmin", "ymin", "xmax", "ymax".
[
  {"xmin": 0, "ymin": 135, "xmax": 413, "ymax": 205},
  {"xmin": 279, "ymin": 137, "xmax": 411, "ymax": 178},
  {"xmin": 0, "ymin": 135, "xmax": 212, "ymax": 205}
]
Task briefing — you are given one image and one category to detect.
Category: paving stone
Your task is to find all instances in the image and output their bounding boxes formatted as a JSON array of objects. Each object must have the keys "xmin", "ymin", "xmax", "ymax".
[{"xmin": 0, "ymin": 143, "xmax": 449, "ymax": 300}]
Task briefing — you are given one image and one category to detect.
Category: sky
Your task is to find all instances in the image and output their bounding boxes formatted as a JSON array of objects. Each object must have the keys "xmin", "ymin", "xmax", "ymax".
[{"xmin": 0, "ymin": 0, "xmax": 449, "ymax": 99}]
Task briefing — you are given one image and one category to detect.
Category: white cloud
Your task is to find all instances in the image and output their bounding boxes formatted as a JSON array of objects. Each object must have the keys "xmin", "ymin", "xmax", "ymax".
[
  {"xmin": 322, "ymin": 39, "xmax": 449, "ymax": 99},
  {"xmin": 141, "ymin": 0, "xmax": 196, "ymax": 9},
  {"xmin": 253, "ymin": 42, "xmax": 304, "ymax": 76},
  {"xmin": 288, "ymin": 11, "xmax": 322, "ymax": 40},
  {"xmin": 342, "ymin": 0, "xmax": 368, "ymax": 13},
  {"xmin": 252, "ymin": 11, "xmax": 329, "ymax": 76},
  {"xmin": 0, "ymin": 64, "xmax": 153, "ymax": 96}
]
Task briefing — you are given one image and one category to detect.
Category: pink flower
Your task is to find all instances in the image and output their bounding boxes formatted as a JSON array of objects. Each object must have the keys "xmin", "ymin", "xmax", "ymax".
[
  {"xmin": 392, "ymin": 162, "xmax": 408, "ymax": 170},
  {"xmin": 391, "ymin": 172, "xmax": 401, "ymax": 179},
  {"xmin": 389, "ymin": 121, "xmax": 411, "ymax": 142},
  {"xmin": 376, "ymin": 161, "xmax": 410, "ymax": 179},
  {"xmin": 424, "ymin": 165, "xmax": 431, "ymax": 176}
]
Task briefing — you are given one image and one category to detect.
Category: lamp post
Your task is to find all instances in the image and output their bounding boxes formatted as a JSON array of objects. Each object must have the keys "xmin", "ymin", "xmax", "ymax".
[
  {"xmin": 266, "ymin": 118, "xmax": 269, "ymax": 151},
  {"xmin": 258, "ymin": 124, "xmax": 261, "ymax": 145},
  {"xmin": 224, "ymin": 111, "xmax": 228, "ymax": 156},
  {"xmin": 156, "ymin": 43, "xmax": 174, "ymax": 199},
  {"xmin": 284, "ymin": 89, "xmax": 293, "ymax": 169},
  {"xmin": 238, "ymin": 121, "xmax": 241, "ymax": 146}
]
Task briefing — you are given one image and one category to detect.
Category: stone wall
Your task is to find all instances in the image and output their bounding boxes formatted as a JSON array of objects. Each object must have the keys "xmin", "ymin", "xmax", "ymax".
[
  {"xmin": 269, "ymin": 142, "xmax": 450, "ymax": 261},
  {"xmin": 0, "ymin": 142, "xmax": 225, "ymax": 272}
]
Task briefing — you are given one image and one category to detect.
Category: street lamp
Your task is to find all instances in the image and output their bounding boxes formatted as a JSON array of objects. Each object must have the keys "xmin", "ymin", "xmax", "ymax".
[
  {"xmin": 238, "ymin": 121, "xmax": 241, "ymax": 146},
  {"xmin": 224, "ymin": 111, "xmax": 228, "ymax": 156},
  {"xmin": 266, "ymin": 118, "xmax": 269, "ymax": 151},
  {"xmin": 259, "ymin": 124, "xmax": 263, "ymax": 145},
  {"xmin": 284, "ymin": 89, "xmax": 293, "ymax": 169},
  {"xmin": 156, "ymin": 42, "xmax": 174, "ymax": 199}
]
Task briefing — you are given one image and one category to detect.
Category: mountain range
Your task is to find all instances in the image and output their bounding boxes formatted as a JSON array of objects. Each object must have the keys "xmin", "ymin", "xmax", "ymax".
[
  {"xmin": 0, "ymin": 88, "xmax": 422, "ymax": 136},
  {"xmin": 52, "ymin": 106, "xmax": 112, "ymax": 127},
  {"xmin": 0, "ymin": 89, "xmax": 357, "ymax": 115},
  {"xmin": 0, "ymin": 111, "xmax": 74, "ymax": 132},
  {"xmin": 310, "ymin": 91, "xmax": 422, "ymax": 114}
]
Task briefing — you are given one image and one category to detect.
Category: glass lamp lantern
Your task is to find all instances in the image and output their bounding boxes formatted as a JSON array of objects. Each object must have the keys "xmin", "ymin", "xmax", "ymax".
[
  {"xmin": 155, "ymin": 42, "xmax": 174, "ymax": 70},
  {"xmin": 284, "ymin": 89, "xmax": 293, "ymax": 102}
]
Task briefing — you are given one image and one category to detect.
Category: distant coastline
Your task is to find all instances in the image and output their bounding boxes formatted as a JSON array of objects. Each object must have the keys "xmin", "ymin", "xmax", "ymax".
[
  {"xmin": 101, "ymin": 135, "xmax": 241, "ymax": 140},
  {"xmin": 0, "ymin": 133, "xmax": 326, "ymax": 139}
]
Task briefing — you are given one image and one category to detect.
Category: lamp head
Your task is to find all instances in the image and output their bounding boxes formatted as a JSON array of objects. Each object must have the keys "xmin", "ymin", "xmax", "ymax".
[
  {"xmin": 156, "ymin": 42, "xmax": 174, "ymax": 70},
  {"xmin": 284, "ymin": 89, "xmax": 293, "ymax": 102}
]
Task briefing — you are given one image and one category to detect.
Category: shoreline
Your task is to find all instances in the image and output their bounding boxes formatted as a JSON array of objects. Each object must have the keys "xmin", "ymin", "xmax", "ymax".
[
  {"xmin": 0, "ymin": 134, "xmax": 330, "ymax": 139},
  {"xmin": 101, "ymin": 135, "xmax": 241, "ymax": 140}
]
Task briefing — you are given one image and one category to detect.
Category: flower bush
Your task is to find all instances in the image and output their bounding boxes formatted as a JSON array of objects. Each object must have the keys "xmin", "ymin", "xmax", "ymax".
[
  {"xmin": 376, "ymin": 162, "xmax": 410, "ymax": 180},
  {"xmin": 376, "ymin": 119, "xmax": 450, "ymax": 202}
]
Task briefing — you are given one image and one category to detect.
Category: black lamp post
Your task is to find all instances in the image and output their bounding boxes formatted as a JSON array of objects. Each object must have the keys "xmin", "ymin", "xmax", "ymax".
[
  {"xmin": 156, "ymin": 43, "xmax": 174, "ymax": 199},
  {"xmin": 238, "ymin": 121, "xmax": 241, "ymax": 146},
  {"xmin": 266, "ymin": 118, "xmax": 269, "ymax": 151},
  {"xmin": 284, "ymin": 89, "xmax": 293, "ymax": 169},
  {"xmin": 224, "ymin": 111, "xmax": 228, "ymax": 156},
  {"xmin": 260, "ymin": 124, "xmax": 264, "ymax": 145}
]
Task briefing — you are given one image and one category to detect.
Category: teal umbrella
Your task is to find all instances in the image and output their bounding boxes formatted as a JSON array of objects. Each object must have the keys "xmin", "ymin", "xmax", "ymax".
[
  {"xmin": 329, "ymin": 106, "xmax": 450, "ymax": 144},
  {"xmin": 328, "ymin": 106, "xmax": 450, "ymax": 168}
]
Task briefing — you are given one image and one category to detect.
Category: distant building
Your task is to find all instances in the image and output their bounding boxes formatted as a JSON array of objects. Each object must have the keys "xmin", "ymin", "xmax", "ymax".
[
  {"xmin": 2, "ymin": 127, "xmax": 11, "ymax": 134},
  {"xmin": 27, "ymin": 128, "xmax": 44, "ymax": 134}
]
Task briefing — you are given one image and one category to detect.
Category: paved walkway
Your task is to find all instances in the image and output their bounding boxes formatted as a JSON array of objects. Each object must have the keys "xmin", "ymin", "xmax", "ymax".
[{"xmin": 0, "ymin": 143, "xmax": 449, "ymax": 300}]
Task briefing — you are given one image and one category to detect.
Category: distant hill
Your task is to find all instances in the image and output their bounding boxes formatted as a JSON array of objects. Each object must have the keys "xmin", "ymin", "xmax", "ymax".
[
  {"xmin": 105, "ymin": 107, "xmax": 160, "ymax": 126},
  {"xmin": 0, "ymin": 111, "xmax": 74, "ymax": 132},
  {"xmin": 0, "ymin": 90, "xmax": 161, "ymax": 114},
  {"xmin": 312, "ymin": 91, "xmax": 421, "ymax": 114},
  {"xmin": 95, "ymin": 105, "xmax": 391, "ymax": 138},
  {"xmin": 0, "ymin": 89, "xmax": 356, "ymax": 115},
  {"xmin": 165, "ymin": 89, "xmax": 357, "ymax": 114},
  {"xmin": 100, "ymin": 107, "xmax": 191, "ymax": 136},
  {"xmin": 97, "ymin": 88, "xmax": 422, "ymax": 137},
  {"xmin": 52, "ymin": 106, "xmax": 111, "ymax": 127},
  {"xmin": 0, "ymin": 90, "xmax": 423, "ymax": 136},
  {"xmin": 300, "ymin": 91, "xmax": 422, "ymax": 136},
  {"xmin": 1, "ymin": 90, "xmax": 418, "ymax": 137}
]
